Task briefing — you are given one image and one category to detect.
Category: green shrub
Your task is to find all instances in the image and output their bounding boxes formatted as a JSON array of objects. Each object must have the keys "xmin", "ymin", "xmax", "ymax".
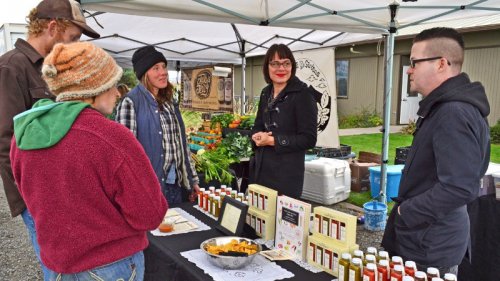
[
  {"xmin": 401, "ymin": 120, "xmax": 416, "ymax": 135},
  {"xmin": 491, "ymin": 120, "xmax": 500, "ymax": 144},
  {"xmin": 339, "ymin": 108, "xmax": 382, "ymax": 129}
]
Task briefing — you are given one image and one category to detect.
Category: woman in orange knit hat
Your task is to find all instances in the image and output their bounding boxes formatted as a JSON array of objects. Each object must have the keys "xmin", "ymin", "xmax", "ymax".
[{"xmin": 10, "ymin": 41, "xmax": 167, "ymax": 280}]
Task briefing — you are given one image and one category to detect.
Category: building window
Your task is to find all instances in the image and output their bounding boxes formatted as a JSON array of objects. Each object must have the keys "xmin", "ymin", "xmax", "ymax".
[{"xmin": 336, "ymin": 60, "xmax": 349, "ymax": 98}]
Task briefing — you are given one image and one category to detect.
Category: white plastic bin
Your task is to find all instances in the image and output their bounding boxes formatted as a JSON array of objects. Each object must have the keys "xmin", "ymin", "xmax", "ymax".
[{"xmin": 301, "ymin": 157, "xmax": 351, "ymax": 205}]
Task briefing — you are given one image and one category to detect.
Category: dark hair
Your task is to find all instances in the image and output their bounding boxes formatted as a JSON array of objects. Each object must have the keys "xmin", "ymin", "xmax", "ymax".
[
  {"xmin": 413, "ymin": 27, "xmax": 465, "ymax": 69},
  {"xmin": 413, "ymin": 27, "xmax": 464, "ymax": 49},
  {"xmin": 262, "ymin": 44, "xmax": 296, "ymax": 84}
]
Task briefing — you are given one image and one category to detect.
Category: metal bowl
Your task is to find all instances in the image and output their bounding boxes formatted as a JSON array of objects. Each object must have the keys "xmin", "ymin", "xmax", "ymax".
[{"xmin": 200, "ymin": 236, "xmax": 262, "ymax": 269}]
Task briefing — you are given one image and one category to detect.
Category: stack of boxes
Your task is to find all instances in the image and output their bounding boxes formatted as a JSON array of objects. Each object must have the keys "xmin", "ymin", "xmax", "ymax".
[
  {"xmin": 246, "ymin": 184, "xmax": 277, "ymax": 240},
  {"xmin": 307, "ymin": 206, "xmax": 359, "ymax": 277},
  {"xmin": 349, "ymin": 151, "xmax": 381, "ymax": 192}
]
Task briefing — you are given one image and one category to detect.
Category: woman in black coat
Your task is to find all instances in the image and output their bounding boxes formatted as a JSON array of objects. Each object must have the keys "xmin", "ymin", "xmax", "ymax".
[{"xmin": 250, "ymin": 44, "xmax": 317, "ymax": 199}]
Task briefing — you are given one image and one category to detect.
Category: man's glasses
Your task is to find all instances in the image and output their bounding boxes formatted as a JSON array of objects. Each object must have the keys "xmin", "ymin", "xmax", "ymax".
[
  {"xmin": 269, "ymin": 61, "xmax": 292, "ymax": 69},
  {"xmin": 410, "ymin": 56, "xmax": 451, "ymax": 68}
]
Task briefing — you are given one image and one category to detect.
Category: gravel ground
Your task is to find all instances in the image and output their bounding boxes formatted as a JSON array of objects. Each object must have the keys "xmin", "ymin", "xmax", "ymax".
[
  {"xmin": 0, "ymin": 181, "xmax": 43, "ymax": 280},
  {"xmin": 0, "ymin": 178, "xmax": 383, "ymax": 280}
]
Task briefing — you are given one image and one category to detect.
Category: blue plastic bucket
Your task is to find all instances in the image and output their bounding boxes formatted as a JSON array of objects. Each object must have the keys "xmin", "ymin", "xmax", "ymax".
[{"xmin": 363, "ymin": 201, "xmax": 387, "ymax": 231}]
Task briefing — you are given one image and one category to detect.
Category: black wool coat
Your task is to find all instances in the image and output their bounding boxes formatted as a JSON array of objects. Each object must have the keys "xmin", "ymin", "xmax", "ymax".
[{"xmin": 250, "ymin": 76, "xmax": 317, "ymax": 198}]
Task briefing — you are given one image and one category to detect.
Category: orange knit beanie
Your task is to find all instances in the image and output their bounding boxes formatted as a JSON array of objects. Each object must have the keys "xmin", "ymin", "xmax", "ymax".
[{"xmin": 42, "ymin": 42, "xmax": 123, "ymax": 102}]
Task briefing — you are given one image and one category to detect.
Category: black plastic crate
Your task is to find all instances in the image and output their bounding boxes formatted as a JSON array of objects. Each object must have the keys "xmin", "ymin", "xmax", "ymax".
[
  {"xmin": 396, "ymin": 146, "xmax": 411, "ymax": 159},
  {"xmin": 312, "ymin": 144, "xmax": 352, "ymax": 158},
  {"xmin": 394, "ymin": 157, "xmax": 406, "ymax": 165}
]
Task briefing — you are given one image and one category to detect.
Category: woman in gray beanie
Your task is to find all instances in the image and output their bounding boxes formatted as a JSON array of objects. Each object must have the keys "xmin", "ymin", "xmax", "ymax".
[{"xmin": 116, "ymin": 45, "xmax": 200, "ymax": 205}]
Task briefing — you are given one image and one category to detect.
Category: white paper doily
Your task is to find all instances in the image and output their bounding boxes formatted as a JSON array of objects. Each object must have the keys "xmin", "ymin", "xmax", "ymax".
[
  {"xmin": 181, "ymin": 249, "xmax": 294, "ymax": 281},
  {"xmin": 193, "ymin": 204, "xmax": 218, "ymax": 220},
  {"xmin": 254, "ymin": 239, "xmax": 323, "ymax": 274},
  {"xmin": 150, "ymin": 207, "xmax": 211, "ymax": 236}
]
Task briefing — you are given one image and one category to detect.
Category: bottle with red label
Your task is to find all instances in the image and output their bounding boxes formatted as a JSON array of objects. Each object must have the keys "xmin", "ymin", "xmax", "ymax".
[
  {"xmin": 390, "ymin": 256, "xmax": 403, "ymax": 269},
  {"xmin": 443, "ymin": 273, "xmax": 457, "ymax": 281},
  {"xmin": 378, "ymin": 259, "xmax": 390, "ymax": 281},
  {"xmin": 426, "ymin": 267, "xmax": 439, "ymax": 279},
  {"xmin": 362, "ymin": 263, "xmax": 377, "ymax": 281},
  {"xmin": 391, "ymin": 264, "xmax": 404, "ymax": 281},
  {"xmin": 414, "ymin": 271, "xmax": 427, "ymax": 281},
  {"xmin": 404, "ymin": 261, "xmax": 416, "ymax": 277}
]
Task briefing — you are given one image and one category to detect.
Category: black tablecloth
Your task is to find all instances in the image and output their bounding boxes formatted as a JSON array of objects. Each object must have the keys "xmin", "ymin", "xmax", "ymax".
[
  {"xmin": 144, "ymin": 202, "xmax": 333, "ymax": 281},
  {"xmin": 458, "ymin": 194, "xmax": 500, "ymax": 281}
]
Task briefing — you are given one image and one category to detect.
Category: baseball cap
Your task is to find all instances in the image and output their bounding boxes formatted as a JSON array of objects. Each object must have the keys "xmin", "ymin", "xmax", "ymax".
[{"xmin": 35, "ymin": 0, "xmax": 100, "ymax": 39}]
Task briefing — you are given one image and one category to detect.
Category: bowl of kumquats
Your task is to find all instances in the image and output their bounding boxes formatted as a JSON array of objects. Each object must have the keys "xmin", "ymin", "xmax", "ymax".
[{"xmin": 200, "ymin": 237, "xmax": 262, "ymax": 269}]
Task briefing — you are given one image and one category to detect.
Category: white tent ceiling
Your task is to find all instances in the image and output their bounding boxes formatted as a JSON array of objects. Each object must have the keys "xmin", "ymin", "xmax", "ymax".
[
  {"xmin": 80, "ymin": 0, "xmax": 500, "ymax": 203},
  {"xmin": 80, "ymin": 0, "xmax": 500, "ymax": 69}
]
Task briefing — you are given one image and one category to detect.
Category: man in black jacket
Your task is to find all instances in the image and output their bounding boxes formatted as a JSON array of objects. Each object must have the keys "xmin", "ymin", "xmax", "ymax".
[{"xmin": 381, "ymin": 27, "xmax": 490, "ymax": 276}]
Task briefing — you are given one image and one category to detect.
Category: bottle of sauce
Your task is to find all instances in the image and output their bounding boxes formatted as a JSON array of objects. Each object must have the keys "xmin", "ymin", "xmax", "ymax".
[
  {"xmin": 353, "ymin": 250, "xmax": 364, "ymax": 262},
  {"xmin": 365, "ymin": 254, "xmax": 376, "ymax": 267},
  {"xmin": 213, "ymin": 196, "xmax": 220, "ymax": 217},
  {"xmin": 391, "ymin": 264, "xmax": 404, "ymax": 281},
  {"xmin": 402, "ymin": 276, "xmax": 415, "ymax": 281},
  {"xmin": 390, "ymin": 256, "xmax": 403, "ymax": 269},
  {"xmin": 203, "ymin": 190, "xmax": 210, "ymax": 211},
  {"xmin": 198, "ymin": 188, "xmax": 206, "ymax": 208},
  {"xmin": 208, "ymin": 194, "xmax": 214, "ymax": 214},
  {"xmin": 208, "ymin": 186, "xmax": 215, "ymax": 194},
  {"xmin": 378, "ymin": 250, "xmax": 389, "ymax": 262},
  {"xmin": 349, "ymin": 257, "xmax": 362, "ymax": 281},
  {"xmin": 414, "ymin": 271, "xmax": 427, "ymax": 281},
  {"xmin": 426, "ymin": 268, "xmax": 439, "ymax": 279},
  {"xmin": 404, "ymin": 261, "xmax": 416, "ymax": 277},
  {"xmin": 443, "ymin": 273, "xmax": 457, "ymax": 281},
  {"xmin": 338, "ymin": 253, "xmax": 352, "ymax": 281},
  {"xmin": 362, "ymin": 263, "xmax": 377, "ymax": 281},
  {"xmin": 366, "ymin": 247, "xmax": 378, "ymax": 257},
  {"xmin": 378, "ymin": 259, "xmax": 390, "ymax": 281}
]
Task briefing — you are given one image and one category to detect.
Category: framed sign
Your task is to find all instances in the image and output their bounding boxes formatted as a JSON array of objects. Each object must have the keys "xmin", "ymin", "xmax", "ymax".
[{"xmin": 216, "ymin": 196, "xmax": 248, "ymax": 236}]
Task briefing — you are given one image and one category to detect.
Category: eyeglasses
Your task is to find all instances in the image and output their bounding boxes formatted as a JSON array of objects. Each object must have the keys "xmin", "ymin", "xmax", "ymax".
[
  {"xmin": 269, "ymin": 61, "xmax": 292, "ymax": 69},
  {"xmin": 410, "ymin": 56, "xmax": 451, "ymax": 68}
]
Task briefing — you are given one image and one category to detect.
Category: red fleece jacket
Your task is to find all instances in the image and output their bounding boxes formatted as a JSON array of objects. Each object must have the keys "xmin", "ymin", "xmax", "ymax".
[{"xmin": 10, "ymin": 109, "xmax": 168, "ymax": 273}]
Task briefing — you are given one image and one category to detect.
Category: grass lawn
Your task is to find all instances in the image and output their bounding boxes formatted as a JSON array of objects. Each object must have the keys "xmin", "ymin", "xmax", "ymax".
[{"xmin": 340, "ymin": 133, "xmax": 500, "ymax": 212}]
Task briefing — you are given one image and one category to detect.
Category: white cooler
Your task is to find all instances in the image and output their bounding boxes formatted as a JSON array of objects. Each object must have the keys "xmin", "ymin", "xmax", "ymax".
[{"xmin": 301, "ymin": 157, "xmax": 351, "ymax": 205}]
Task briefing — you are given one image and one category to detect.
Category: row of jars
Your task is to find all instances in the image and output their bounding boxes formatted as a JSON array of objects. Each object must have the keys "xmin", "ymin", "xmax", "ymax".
[
  {"xmin": 338, "ymin": 247, "xmax": 457, "ymax": 281},
  {"xmin": 196, "ymin": 185, "xmax": 247, "ymax": 217}
]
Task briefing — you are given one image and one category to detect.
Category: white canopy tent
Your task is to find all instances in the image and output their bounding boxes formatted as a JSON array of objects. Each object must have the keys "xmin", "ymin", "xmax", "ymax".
[{"xmin": 80, "ymin": 0, "xmax": 500, "ymax": 204}]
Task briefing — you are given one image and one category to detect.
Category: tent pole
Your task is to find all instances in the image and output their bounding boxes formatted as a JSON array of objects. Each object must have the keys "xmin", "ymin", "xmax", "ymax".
[
  {"xmin": 380, "ymin": 2, "xmax": 399, "ymax": 205},
  {"xmin": 241, "ymin": 55, "xmax": 246, "ymax": 115}
]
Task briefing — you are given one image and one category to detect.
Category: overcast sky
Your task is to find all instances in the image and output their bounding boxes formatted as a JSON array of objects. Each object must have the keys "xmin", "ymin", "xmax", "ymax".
[{"xmin": 0, "ymin": 0, "xmax": 41, "ymax": 26}]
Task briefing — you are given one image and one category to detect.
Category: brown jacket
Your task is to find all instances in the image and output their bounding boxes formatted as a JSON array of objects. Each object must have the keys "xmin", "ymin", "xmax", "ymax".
[{"xmin": 0, "ymin": 39, "xmax": 53, "ymax": 217}]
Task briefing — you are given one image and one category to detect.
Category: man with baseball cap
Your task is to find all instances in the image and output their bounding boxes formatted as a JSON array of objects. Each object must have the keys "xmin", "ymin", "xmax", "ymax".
[{"xmin": 0, "ymin": 0, "xmax": 100, "ymax": 278}]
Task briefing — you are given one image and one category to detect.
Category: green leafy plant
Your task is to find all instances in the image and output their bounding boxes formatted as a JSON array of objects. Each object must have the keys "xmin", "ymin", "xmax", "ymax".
[
  {"xmin": 118, "ymin": 68, "xmax": 138, "ymax": 89},
  {"xmin": 491, "ymin": 120, "xmax": 500, "ymax": 144},
  {"xmin": 400, "ymin": 120, "xmax": 416, "ymax": 135},
  {"xmin": 218, "ymin": 132, "xmax": 253, "ymax": 160},
  {"xmin": 339, "ymin": 108, "xmax": 382, "ymax": 129},
  {"xmin": 192, "ymin": 149, "xmax": 234, "ymax": 184},
  {"xmin": 210, "ymin": 113, "xmax": 234, "ymax": 129}
]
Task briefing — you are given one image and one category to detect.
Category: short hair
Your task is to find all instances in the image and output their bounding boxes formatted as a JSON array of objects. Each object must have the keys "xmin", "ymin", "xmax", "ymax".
[
  {"xmin": 413, "ymin": 27, "xmax": 464, "ymax": 69},
  {"xmin": 26, "ymin": 8, "xmax": 71, "ymax": 37},
  {"xmin": 262, "ymin": 44, "xmax": 296, "ymax": 84}
]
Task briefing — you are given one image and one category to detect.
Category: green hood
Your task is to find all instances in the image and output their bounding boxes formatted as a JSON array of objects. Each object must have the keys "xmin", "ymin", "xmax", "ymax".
[{"xmin": 13, "ymin": 99, "xmax": 91, "ymax": 150}]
